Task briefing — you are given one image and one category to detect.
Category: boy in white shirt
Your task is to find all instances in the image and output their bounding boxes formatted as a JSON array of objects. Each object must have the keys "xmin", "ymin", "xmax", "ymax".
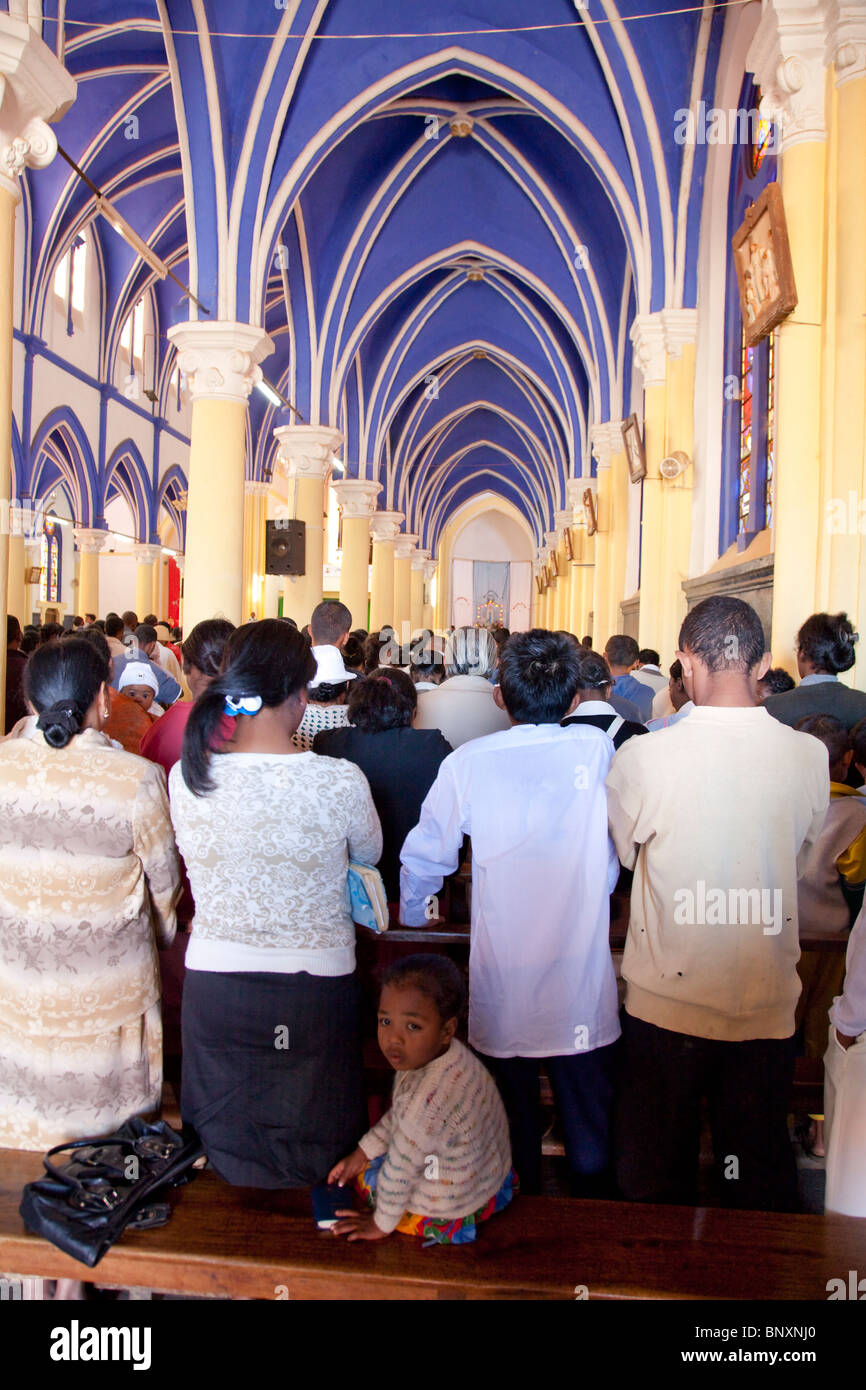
[
  {"xmin": 607, "ymin": 596, "xmax": 828, "ymax": 1212},
  {"xmin": 401, "ymin": 629, "xmax": 620, "ymax": 1196}
]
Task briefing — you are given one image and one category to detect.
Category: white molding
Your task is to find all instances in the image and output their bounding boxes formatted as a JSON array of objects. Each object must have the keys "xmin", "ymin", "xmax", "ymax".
[
  {"xmin": 73, "ymin": 526, "xmax": 108, "ymax": 554},
  {"xmin": 273, "ymin": 424, "xmax": 342, "ymax": 478},
  {"xmin": 244, "ymin": 480, "xmax": 270, "ymax": 497},
  {"xmin": 630, "ymin": 310, "xmax": 698, "ymax": 388},
  {"xmin": 369, "ymin": 510, "xmax": 404, "ymax": 543},
  {"xmin": 826, "ymin": 1, "xmax": 866, "ymax": 84},
  {"xmin": 410, "ymin": 547, "xmax": 431, "ymax": 571},
  {"xmin": 167, "ymin": 322, "xmax": 274, "ymax": 403},
  {"xmin": 394, "ymin": 532, "xmax": 419, "ymax": 559},
  {"xmin": 330, "ymin": 478, "xmax": 382, "ymax": 519},
  {"xmin": 748, "ymin": 0, "xmax": 831, "ymax": 149},
  {"xmin": 590, "ymin": 419, "xmax": 624, "ymax": 469},
  {"xmin": 131, "ymin": 542, "xmax": 162, "ymax": 564},
  {"xmin": 0, "ymin": 14, "xmax": 76, "ymax": 197}
]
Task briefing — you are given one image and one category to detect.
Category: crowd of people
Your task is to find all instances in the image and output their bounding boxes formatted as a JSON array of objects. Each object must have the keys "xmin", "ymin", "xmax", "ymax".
[{"xmin": 1, "ymin": 593, "xmax": 865, "ymax": 1263}]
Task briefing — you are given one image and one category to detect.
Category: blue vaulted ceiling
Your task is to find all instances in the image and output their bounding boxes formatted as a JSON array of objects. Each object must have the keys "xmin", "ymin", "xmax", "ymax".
[{"xmin": 22, "ymin": 0, "xmax": 724, "ymax": 550}]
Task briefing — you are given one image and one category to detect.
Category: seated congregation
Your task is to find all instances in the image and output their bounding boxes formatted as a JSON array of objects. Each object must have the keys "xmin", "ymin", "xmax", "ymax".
[{"xmin": 1, "ymin": 595, "xmax": 865, "ymax": 1273}]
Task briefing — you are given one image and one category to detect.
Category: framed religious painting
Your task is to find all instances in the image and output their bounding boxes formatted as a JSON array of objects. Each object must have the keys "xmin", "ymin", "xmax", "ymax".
[
  {"xmin": 622, "ymin": 414, "xmax": 647, "ymax": 483},
  {"xmin": 549, "ymin": 551, "xmax": 560, "ymax": 577},
  {"xmin": 732, "ymin": 182, "xmax": 797, "ymax": 347},
  {"xmin": 563, "ymin": 525, "xmax": 574, "ymax": 561},
  {"xmin": 583, "ymin": 488, "xmax": 597, "ymax": 536},
  {"xmin": 535, "ymin": 573, "xmax": 544, "ymax": 595},
  {"xmin": 543, "ymin": 564, "xmax": 551, "ymax": 588}
]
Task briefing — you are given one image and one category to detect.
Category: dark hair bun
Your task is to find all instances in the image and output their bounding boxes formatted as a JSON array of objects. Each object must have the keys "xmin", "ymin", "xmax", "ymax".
[
  {"xmin": 36, "ymin": 700, "xmax": 85, "ymax": 749},
  {"xmin": 797, "ymin": 611, "xmax": 858, "ymax": 675}
]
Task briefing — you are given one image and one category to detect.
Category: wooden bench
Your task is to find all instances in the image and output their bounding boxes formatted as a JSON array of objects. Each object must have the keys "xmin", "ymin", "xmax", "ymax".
[{"xmin": 2, "ymin": 1146, "xmax": 864, "ymax": 1300}]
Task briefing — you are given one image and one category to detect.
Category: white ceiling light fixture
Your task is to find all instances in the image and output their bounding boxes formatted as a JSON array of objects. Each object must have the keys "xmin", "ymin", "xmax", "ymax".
[{"xmin": 256, "ymin": 379, "xmax": 283, "ymax": 408}]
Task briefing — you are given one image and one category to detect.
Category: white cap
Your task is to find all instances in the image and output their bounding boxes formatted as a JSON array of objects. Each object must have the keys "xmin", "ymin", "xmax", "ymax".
[
  {"xmin": 308, "ymin": 644, "xmax": 357, "ymax": 689},
  {"xmin": 118, "ymin": 660, "xmax": 160, "ymax": 695}
]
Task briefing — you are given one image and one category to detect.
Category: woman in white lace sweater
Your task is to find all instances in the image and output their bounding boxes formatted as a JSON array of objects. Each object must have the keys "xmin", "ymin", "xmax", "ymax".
[
  {"xmin": 169, "ymin": 621, "xmax": 382, "ymax": 1188},
  {"xmin": 329, "ymin": 956, "xmax": 515, "ymax": 1243}
]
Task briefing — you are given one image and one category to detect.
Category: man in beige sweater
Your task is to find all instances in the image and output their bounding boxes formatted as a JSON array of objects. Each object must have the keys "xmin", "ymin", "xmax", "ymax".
[{"xmin": 606, "ymin": 596, "xmax": 828, "ymax": 1212}]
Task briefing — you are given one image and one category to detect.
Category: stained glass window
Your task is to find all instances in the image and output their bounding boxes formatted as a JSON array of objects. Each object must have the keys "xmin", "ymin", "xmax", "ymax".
[
  {"xmin": 40, "ymin": 519, "xmax": 60, "ymax": 602},
  {"xmin": 750, "ymin": 88, "xmax": 773, "ymax": 177},
  {"xmin": 738, "ymin": 327, "xmax": 754, "ymax": 533}
]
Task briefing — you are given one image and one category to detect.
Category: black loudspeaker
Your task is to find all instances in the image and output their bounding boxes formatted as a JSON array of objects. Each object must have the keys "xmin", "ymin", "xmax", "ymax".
[{"xmin": 265, "ymin": 519, "xmax": 305, "ymax": 575}]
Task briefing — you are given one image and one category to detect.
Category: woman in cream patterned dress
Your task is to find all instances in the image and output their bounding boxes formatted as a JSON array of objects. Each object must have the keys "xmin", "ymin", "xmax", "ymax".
[{"xmin": 0, "ymin": 638, "xmax": 180, "ymax": 1150}]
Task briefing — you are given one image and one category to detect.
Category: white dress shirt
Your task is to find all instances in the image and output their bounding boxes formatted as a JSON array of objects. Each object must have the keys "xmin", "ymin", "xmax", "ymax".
[{"xmin": 400, "ymin": 722, "xmax": 621, "ymax": 1059}]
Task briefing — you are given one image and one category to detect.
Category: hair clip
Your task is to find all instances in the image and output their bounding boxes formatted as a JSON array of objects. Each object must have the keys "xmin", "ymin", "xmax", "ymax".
[{"xmin": 224, "ymin": 695, "xmax": 263, "ymax": 717}]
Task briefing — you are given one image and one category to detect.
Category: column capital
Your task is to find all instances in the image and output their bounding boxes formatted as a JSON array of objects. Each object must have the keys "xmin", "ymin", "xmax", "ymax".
[
  {"xmin": 589, "ymin": 420, "xmax": 625, "ymax": 468},
  {"xmin": 173, "ymin": 555, "xmax": 185, "ymax": 576},
  {"xmin": 422, "ymin": 559, "xmax": 438, "ymax": 582},
  {"xmin": 630, "ymin": 310, "xmax": 698, "ymax": 388},
  {"xmin": 330, "ymin": 479, "xmax": 382, "ymax": 518},
  {"xmin": 394, "ymin": 533, "xmax": 419, "ymax": 560},
  {"xmin": 244, "ymin": 480, "xmax": 271, "ymax": 497},
  {"xmin": 827, "ymin": 3, "xmax": 866, "ymax": 85},
  {"xmin": 748, "ymin": 0, "xmax": 832, "ymax": 149},
  {"xmin": 369, "ymin": 510, "xmax": 404, "ymax": 543},
  {"xmin": 411, "ymin": 546, "xmax": 431, "ymax": 571},
  {"xmin": 273, "ymin": 423, "xmax": 343, "ymax": 478},
  {"xmin": 555, "ymin": 507, "xmax": 575, "ymax": 534},
  {"xmin": 73, "ymin": 527, "xmax": 108, "ymax": 555},
  {"xmin": 167, "ymin": 321, "xmax": 274, "ymax": 404},
  {"xmin": 0, "ymin": 16, "xmax": 76, "ymax": 199},
  {"xmin": 544, "ymin": 530, "xmax": 559, "ymax": 553},
  {"xmin": 131, "ymin": 542, "xmax": 163, "ymax": 565},
  {"xmin": 9, "ymin": 502, "xmax": 39, "ymax": 538}
]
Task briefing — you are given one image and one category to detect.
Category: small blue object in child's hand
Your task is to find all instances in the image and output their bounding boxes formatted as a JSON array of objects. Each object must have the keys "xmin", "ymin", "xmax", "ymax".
[{"xmin": 312, "ymin": 1181, "xmax": 356, "ymax": 1229}]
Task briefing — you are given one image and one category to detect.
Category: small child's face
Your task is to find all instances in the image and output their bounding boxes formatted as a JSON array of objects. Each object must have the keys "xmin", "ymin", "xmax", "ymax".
[
  {"xmin": 125, "ymin": 684, "xmax": 155, "ymax": 712},
  {"xmin": 377, "ymin": 984, "xmax": 456, "ymax": 1072}
]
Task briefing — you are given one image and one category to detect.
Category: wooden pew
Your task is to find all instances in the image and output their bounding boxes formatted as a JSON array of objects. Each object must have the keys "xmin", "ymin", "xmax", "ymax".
[{"xmin": 2, "ymin": 1146, "xmax": 864, "ymax": 1300}]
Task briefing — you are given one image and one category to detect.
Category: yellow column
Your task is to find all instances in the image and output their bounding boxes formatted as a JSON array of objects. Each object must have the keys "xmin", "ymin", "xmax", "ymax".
[
  {"xmin": 74, "ymin": 528, "xmax": 108, "ymax": 619},
  {"xmin": 0, "ymin": 20, "xmax": 74, "ymax": 724},
  {"xmin": 168, "ymin": 323, "xmax": 273, "ymax": 629},
  {"xmin": 132, "ymin": 543, "xmax": 161, "ymax": 622},
  {"xmin": 825, "ymin": 60, "xmax": 865, "ymax": 682},
  {"xmin": 243, "ymin": 480, "xmax": 269, "ymax": 620},
  {"xmin": 393, "ymin": 534, "xmax": 417, "ymax": 637},
  {"xmin": 410, "ymin": 548, "xmax": 429, "ymax": 633},
  {"xmin": 631, "ymin": 313, "xmax": 697, "ymax": 657},
  {"xmin": 607, "ymin": 447, "xmax": 630, "ymax": 644},
  {"xmin": 422, "ymin": 559, "xmax": 437, "ymax": 629},
  {"xmin": 331, "ymin": 479, "xmax": 381, "ymax": 630},
  {"xmin": 7, "ymin": 506, "xmax": 29, "ymax": 624},
  {"xmin": 272, "ymin": 424, "xmax": 342, "ymax": 628},
  {"xmin": 590, "ymin": 424, "xmax": 622, "ymax": 646},
  {"xmin": 369, "ymin": 511, "xmax": 402, "ymax": 631}
]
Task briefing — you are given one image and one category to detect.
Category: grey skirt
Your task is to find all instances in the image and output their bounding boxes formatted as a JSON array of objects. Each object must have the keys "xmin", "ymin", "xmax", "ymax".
[{"xmin": 181, "ymin": 968, "xmax": 366, "ymax": 1188}]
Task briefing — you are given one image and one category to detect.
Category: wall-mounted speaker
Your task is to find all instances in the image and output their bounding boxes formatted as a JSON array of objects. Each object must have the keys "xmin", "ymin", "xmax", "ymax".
[{"xmin": 265, "ymin": 519, "xmax": 305, "ymax": 575}]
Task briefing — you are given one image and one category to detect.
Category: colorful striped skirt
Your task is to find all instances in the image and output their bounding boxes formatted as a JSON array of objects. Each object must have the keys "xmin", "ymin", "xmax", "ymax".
[{"xmin": 355, "ymin": 1155, "xmax": 519, "ymax": 1245}]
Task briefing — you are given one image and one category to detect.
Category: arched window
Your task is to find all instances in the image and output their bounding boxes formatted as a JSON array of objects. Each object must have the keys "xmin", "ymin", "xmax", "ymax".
[
  {"xmin": 39, "ymin": 518, "xmax": 61, "ymax": 602},
  {"xmin": 720, "ymin": 78, "xmax": 778, "ymax": 550},
  {"xmin": 120, "ymin": 295, "xmax": 146, "ymax": 366},
  {"xmin": 52, "ymin": 235, "xmax": 87, "ymax": 336}
]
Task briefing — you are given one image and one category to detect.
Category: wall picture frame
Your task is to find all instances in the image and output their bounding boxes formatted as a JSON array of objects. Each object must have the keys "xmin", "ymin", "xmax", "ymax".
[
  {"xmin": 583, "ymin": 488, "xmax": 597, "ymax": 536},
  {"xmin": 563, "ymin": 525, "xmax": 574, "ymax": 561},
  {"xmin": 26, "ymin": 566, "xmax": 42, "ymax": 584},
  {"xmin": 549, "ymin": 551, "xmax": 560, "ymax": 577},
  {"xmin": 732, "ymin": 182, "xmax": 797, "ymax": 348},
  {"xmin": 535, "ymin": 573, "xmax": 544, "ymax": 595},
  {"xmin": 622, "ymin": 413, "xmax": 647, "ymax": 483}
]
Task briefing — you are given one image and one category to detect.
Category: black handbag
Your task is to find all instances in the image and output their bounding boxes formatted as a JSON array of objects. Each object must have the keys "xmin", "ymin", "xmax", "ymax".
[{"xmin": 19, "ymin": 1117, "xmax": 205, "ymax": 1268}]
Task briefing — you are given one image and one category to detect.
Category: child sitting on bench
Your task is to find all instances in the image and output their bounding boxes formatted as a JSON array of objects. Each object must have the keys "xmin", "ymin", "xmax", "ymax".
[{"xmin": 329, "ymin": 956, "xmax": 516, "ymax": 1243}]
